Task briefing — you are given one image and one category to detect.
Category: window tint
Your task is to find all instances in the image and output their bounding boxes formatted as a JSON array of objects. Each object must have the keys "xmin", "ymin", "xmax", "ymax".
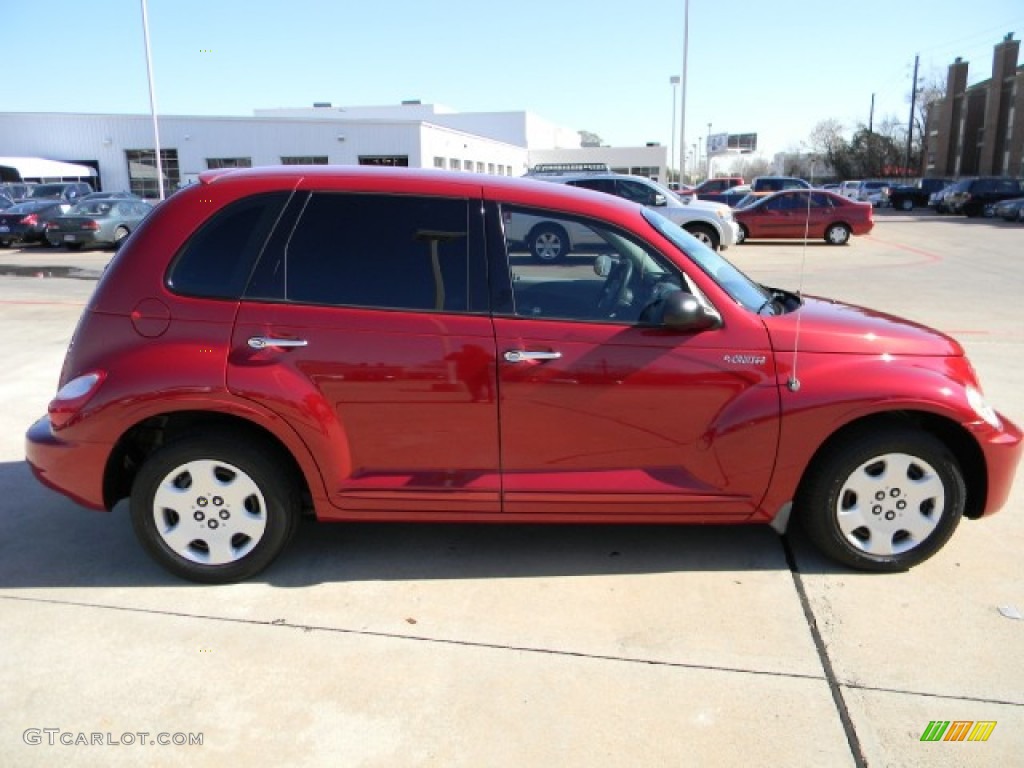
[
  {"xmin": 168, "ymin": 192, "xmax": 290, "ymax": 299},
  {"xmin": 249, "ymin": 193, "xmax": 471, "ymax": 313},
  {"xmin": 568, "ymin": 178, "xmax": 616, "ymax": 195},
  {"xmin": 615, "ymin": 180, "xmax": 659, "ymax": 205},
  {"xmin": 500, "ymin": 206, "xmax": 686, "ymax": 324}
]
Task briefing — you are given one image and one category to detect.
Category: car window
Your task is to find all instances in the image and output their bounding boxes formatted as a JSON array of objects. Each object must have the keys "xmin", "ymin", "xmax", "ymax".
[
  {"xmin": 247, "ymin": 192, "xmax": 471, "ymax": 313},
  {"xmin": 568, "ymin": 178, "xmax": 616, "ymax": 195},
  {"xmin": 614, "ymin": 180, "xmax": 659, "ymax": 206},
  {"xmin": 500, "ymin": 206, "xmax": 689, "ymax": 324},
  {"xmin": 168, "ymin": 192, "xmax": 291, "ymax": 300}
]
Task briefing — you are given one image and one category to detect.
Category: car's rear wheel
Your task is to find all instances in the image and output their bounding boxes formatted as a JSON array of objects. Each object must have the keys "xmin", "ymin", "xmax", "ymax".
[
  {"xmin": 528, "ymin": 223, "xmax": 569, "ymax": 263},
  {"xmin": 130, "ymin": 434, "xmax": 300, "ymax": 583},
  {"xmin": 685, "ymin": 223, "xmax": 720, "ymax": 250},
  {"xmin": 899, "ymin": 198, "xmax": 913, "ymax": 211},
  {"xmin": 824, "ymin": 223, "xmax": 851, "ymax": 245},
  {"xmin": 65, "ymin": 243, "xmax": 83, "ymax": 251},
  {"xmin": 736, "ymin": 224, "xmax": 748, "ymax": 244},
  {"xmin": 797, "ymin": 428, "xmax": 964, "ymax": 572}
]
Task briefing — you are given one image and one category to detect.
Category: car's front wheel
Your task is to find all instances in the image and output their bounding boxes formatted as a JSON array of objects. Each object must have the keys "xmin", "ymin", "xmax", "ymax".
[
  {"xmin": 130, "ymin": 434, "xmax": 300, "ymax": 583},
  {"xmin": 899, "ymin": 198, "xmax": 913, "ymax": 211},
  {"xmin": 797, "ymin": 428, "xmax": 964, "ymax": 571},
  {"xmin": 685, "ymin": 223, "xmax": 720, "ymax": 250}
]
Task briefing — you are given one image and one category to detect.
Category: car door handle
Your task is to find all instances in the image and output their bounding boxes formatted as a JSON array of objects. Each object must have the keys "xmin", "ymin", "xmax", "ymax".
[
  {"xmin": 247, "ymin": 336, "xmax": 309, "ymax": 350},
  {"xmin": 503, "ymin": 350, "xmax": 562, "ymax": 363}
]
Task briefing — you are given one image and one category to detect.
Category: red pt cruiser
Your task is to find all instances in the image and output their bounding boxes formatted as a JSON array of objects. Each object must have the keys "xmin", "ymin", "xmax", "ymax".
[{"xmin": 25, "ymin": 167, "xmax": 1021, "ymax": 582}]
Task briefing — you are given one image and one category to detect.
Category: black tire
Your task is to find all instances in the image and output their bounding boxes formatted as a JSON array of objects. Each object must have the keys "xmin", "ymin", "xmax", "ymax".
[
  {"xmin": 130, "ymin": 434, "xmax": 300, "ymax": 583},
  {"xmin": 736, "ymin": 224, "xmax": 748, "ymax": 244},
  {"xmin": 65, "ymin": 242, "xmax": 83, "ymax": 251},
  {"xmin": 528, "ymin": 223, "xmax": 569, "ymax": 263},
  {"xmin": 113, "ymin": 226, "xmax": 130, "ymax": 248},
  {"xmin": 898, "ymin": 198, "xmax": 913, "ymax": 211},
  {"xmin": 797, "ymin": 428, "xmax": 964, "ymax": 572},
  {"xmin": 824, "ymin": 223, "xmax": 851, "ymax": 245},
  {"xmin": 684, "ymin": 223, "xmax": 720, "ymax": 250}
]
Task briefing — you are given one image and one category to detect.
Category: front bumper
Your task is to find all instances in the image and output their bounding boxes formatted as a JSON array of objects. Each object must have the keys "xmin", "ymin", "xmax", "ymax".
[{"xmin": 973, "ymin": 411, "xmax": 1023, "ymax": 517}]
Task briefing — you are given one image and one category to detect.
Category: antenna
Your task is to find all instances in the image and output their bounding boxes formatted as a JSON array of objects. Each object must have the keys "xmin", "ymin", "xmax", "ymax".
[{"xmin": 788, "ymin": 188, "xmax": 813, "ymax": 392}]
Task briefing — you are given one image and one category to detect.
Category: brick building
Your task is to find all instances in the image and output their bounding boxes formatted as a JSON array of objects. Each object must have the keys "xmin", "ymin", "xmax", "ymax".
[{"xmin": 926, "ymin": 34, "xmax": 1024, "ymax": 178}]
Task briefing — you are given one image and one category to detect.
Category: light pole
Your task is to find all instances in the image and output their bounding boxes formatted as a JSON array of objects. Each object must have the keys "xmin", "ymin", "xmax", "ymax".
[
  {"xmin": 670, "ymin": 76, "xmax": 680, "ymax": 185},
  {"xmin": 697, "ymin": 136, "xmax": 703, "ymax": 181},
  {"xmin": 678, "ymin": 0, "xmax": 689, "ymax": 192},
  {"xmin": 140, "ymin": 0, "xmax": 165, "ymax": 200},
  {"xmin": 706, "ymin": 121, "xmax": 712, "ymax": 179}
]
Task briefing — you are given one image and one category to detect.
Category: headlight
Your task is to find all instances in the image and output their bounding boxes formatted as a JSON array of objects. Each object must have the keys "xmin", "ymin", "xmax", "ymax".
[
  {"xmin": 966, "ymin": 386, "xmax": 1001, "ymax": 428},
  {"xmin": 717, "ymin": 210, "xmax": 732, "ymax": 221}
]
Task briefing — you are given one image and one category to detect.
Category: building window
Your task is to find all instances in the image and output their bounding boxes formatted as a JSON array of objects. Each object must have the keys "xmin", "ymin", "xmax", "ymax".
[
  {"xmin": 358, "ymin": 155, "xmax": 409, "ymax": 166},
  {"xmin": 434, "ymin": 157, "xmax": 445, "ymax": 168},
  {"xmin": 450, "ymin": 159, "xmax": 461, "ymax": 171},
  {"xmin": 207, "ymin": 157, "xmax": 252, "ymax": 169},
  {"xmin": 630, "ymin": 166, "xmax": 658, "ymax": 178},
  {"xmin": 488, "ymin": 163, "xmax": 495, "ymax": 174},
  {"xmin": 281, "ymin": 156, "xmax": 328, "ymax": 165},
  {"xmin": 476, "ymin": 162, "xmax": 485, "ymax": 173},
  {"xmin": 125, "ymin": 149, "xmax": 180, "ymax": 198}
]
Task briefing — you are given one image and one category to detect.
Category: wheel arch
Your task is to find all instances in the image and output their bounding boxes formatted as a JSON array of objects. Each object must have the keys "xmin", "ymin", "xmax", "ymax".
[
  {"xmin": 103, "ymin": 410, "xmax": 315, "ymax": 515},
  {"xmin": 795, "ymin": 410, "xmax": 987, "ymax": 520}
]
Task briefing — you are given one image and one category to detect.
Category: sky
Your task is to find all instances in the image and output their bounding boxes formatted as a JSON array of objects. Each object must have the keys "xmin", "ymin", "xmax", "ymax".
[{"xmin": 3, "ymin": 0, "xmax": 1022, "ymax": 162}]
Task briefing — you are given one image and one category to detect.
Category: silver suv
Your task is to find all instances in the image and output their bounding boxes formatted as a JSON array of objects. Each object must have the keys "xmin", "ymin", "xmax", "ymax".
[{"xmin": 514, "ymin": 166, "xmax": 740, "ymax": 260}]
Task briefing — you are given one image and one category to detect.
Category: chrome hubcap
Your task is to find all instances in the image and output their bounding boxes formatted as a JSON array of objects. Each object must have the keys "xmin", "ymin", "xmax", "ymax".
[
  {"xmin": 828, "ymin": 226, "xmax": 849, "ymax": 244},
  {"xmin": 152, "ymin": 460, "xmax": 267, "ymax": 565},
  {"xmin": 534, "ymin": 232, "xmax": 563, "ymax": 260},
  {"xmin": 835, "ymin": 452, "xmax": 945, "ymax": 556}
]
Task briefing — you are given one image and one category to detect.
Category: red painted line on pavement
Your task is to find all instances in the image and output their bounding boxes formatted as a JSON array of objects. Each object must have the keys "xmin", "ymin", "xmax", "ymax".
[
  {"xmin": 0, "ymin": 299, "xmax": 87, "ymax": 307},
  {"xmin": 861, "ymin": 234, "xmax": 944, "ymax": 264}
]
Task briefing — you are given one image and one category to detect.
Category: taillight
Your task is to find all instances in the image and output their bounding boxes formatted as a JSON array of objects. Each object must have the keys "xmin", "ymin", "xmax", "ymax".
[
  {"xmin": 20, "ymin": 214, "xmax": 39, "ymax": 226},
  {"xmin": 47, "ymin": 221, "xmax": 60, "ymax": 230},
  {"xmin": 48, "ymin": 371, "xmax": 106, "ymax": 430},
  {"xmin": 82, "ymin": 220, "xmax": 100, "ymax": 231}
]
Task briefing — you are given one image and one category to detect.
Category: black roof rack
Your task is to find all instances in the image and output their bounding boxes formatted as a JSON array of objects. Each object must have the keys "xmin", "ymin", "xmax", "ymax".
[{"xmin": 526, "ymin": 162, "xmax": 611, "ymax": 176}]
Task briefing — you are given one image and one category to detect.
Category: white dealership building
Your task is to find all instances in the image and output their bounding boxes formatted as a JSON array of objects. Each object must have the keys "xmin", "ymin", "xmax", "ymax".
[{"xmin": 0, "ymin": 103, "xmax": 667, "ymax": 197}]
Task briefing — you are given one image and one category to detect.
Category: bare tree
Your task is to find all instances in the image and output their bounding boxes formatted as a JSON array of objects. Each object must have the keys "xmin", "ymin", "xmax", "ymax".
[{"xmin": 578, "ymin": 130, "xmax": 603, "ymax": 147}]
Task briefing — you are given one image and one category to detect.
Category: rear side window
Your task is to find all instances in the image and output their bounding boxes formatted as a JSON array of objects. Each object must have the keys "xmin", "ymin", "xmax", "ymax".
[
  {"xmin": 167, "ymin": 192, "xmax": 290, "ymax": 299},
  {"xmin": 247, "ymin": 192, "xmax": 473, "ymax": 313}
]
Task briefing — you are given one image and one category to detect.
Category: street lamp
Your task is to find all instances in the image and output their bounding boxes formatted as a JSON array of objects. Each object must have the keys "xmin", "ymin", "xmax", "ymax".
[
  {"xmin": 670, "ymin": 76, "xmax": 680, "ymax": 185},
  {"xmin": 706, "ymin": 121, "xmax": 712, "ymax": 179}
]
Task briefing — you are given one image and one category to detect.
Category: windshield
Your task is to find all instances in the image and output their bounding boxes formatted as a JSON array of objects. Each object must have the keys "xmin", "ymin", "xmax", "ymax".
[
  {"xmin": 642, "ymin": 207, "xmax": 770, "ymax": 312},
  {"xmin": 28, "ymin": 184, "xmax": 68, "ymax": 198}
]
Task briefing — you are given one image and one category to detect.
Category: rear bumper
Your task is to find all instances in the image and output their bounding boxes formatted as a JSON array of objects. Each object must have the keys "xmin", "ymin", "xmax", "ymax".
[
  {"xmin": 25, "ymin": 415, "xmax": 109, "ymax": 511},
  {"xmin": 47, "ymin": 231, "xmax": 101, "ymax": 246}
]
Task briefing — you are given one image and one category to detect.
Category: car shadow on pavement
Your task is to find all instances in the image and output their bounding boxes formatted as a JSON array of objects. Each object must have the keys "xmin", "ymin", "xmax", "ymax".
[{"xmin": 0, "ymin": 460, "xmax": 835, "ymax": 589}]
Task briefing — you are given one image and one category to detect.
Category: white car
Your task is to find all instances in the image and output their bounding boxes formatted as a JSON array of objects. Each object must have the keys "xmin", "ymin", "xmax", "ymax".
[
  {"xmin": 837, "ymin": 180, "xmax": 862, "ymax": 198},
  {"xmin": 514, "ymin": 171, "xmax": 739, "ymax": 259}
]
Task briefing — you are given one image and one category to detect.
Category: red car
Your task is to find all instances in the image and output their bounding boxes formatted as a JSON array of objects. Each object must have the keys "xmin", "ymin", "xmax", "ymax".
[
  {"xmin": 735, "ymin": 189, "xmax": 874, "ymax": 244},
  {"xmin": 25, "ymin": 167, "xmax": 1020, "ymax": 582}
]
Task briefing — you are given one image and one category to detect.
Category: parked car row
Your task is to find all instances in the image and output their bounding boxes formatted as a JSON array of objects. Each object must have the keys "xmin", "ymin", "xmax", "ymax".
[
  {"xmin": 929, "ymin": 177, "xmax": 1024, "ymax": 217},
  {"xmin": 0, "ymin": 195, "xmax": 152, "ymax": 249}
]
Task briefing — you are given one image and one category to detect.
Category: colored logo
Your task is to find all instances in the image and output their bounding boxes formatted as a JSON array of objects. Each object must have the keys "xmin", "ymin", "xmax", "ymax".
[{"xmin": 920, "ymin": 721, "xmax": 996, "ymax": 742}]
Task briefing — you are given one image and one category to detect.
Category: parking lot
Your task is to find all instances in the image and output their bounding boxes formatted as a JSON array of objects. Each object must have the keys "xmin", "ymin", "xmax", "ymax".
[{"xmin": 1, "ymin": 209, "xmax": 1022, "ymax": 767}]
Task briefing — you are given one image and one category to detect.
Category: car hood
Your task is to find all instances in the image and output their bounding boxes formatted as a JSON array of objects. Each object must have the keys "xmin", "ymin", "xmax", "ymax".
[
  {"xmin": 675, "ymin": 197, "xmax": 731, "ymax": 213},
  {"xmin": 764, "ymin": 295, "xmax": 963, "ymax": 357}
]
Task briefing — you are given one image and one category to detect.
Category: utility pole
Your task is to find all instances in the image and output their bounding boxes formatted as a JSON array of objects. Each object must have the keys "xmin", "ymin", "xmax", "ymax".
[
  {"xmin": 906, "ymin": 54, "xmax": 920, "ymax": 178},
  {"xmin": 868, "ymin": 93, "xmax": 875, "ymax": 133},
  {"xmin": 678, "ymin": 0, "xmax": 689, "ymax": 184}
]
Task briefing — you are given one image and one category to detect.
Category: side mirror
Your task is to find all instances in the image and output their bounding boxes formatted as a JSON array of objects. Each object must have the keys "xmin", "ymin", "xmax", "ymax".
[
  {"xmin": 653, "ymin": 193, "xmax": 667, "ymax": 207},
  {"xmin": 661, "ymin": 292, "xmax": 721, "ymax": 331}
]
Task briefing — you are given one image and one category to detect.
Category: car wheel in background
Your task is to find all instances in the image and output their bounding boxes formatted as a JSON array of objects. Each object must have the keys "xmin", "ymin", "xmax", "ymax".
[
  {"xmin": 824, "ymin": 223, "xmax": 851, "ymax": 245},
  {"xmin": 899, "ymin": 199, "xmax": 913, "ymax": 211},
  {"xmin": 130, "ymin": 434, "xmax": 300, "ymax": 583},
  {"xmin": 684, "ymin": 223, "xmax": 720, "ymax": 251},
  {"xmin": 797, "ymin": 427, "xmax": 964, "ymax": 572},
  {"xmin": 528, "ymin": 223, "xmax": 569, "ymax": 263},
  {"xmin": 113, "ymin": 226, "xmax": 130, "ymax": 249}
]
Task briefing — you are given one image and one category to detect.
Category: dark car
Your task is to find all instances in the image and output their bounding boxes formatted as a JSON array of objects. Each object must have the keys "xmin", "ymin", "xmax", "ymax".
[
  {"xmin": 888, "ymin": 178, "xmax": 952, "ymax": 211},
  {"xmin": 46, "ymin": 199, "xmax": 153, "ymax": 250},
  {"xmin": 0, "ymin": 193, "xmax": 14, "ymax": 210},
  {"xmin": 734, "ymin": 189, "xmax": 874, "ymax": 244},
  {"xmin": 27, "ymin": 181, "xmax": 93, "ymax": 204},
  {"xmin": 0, "ymin": 200, "xmax": 66, "ymax": 247},
  {"xmin": 0, "ymin": 182, "xmax": 35, "ymax": 202},
  {"xmin": 992, "ymin": 197, "xmax": 1024, "ymax": 222},
  {"xmin": 24, "ymin": 167, "xmax": 1021, "ymax": 583},
  {"xmin": 944, "ymin": 177, "xmax": 1024, "ymax": 217},
  {"xmin": 750, "ymin": 176, "xmax": 811, "ymax": 193}
]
